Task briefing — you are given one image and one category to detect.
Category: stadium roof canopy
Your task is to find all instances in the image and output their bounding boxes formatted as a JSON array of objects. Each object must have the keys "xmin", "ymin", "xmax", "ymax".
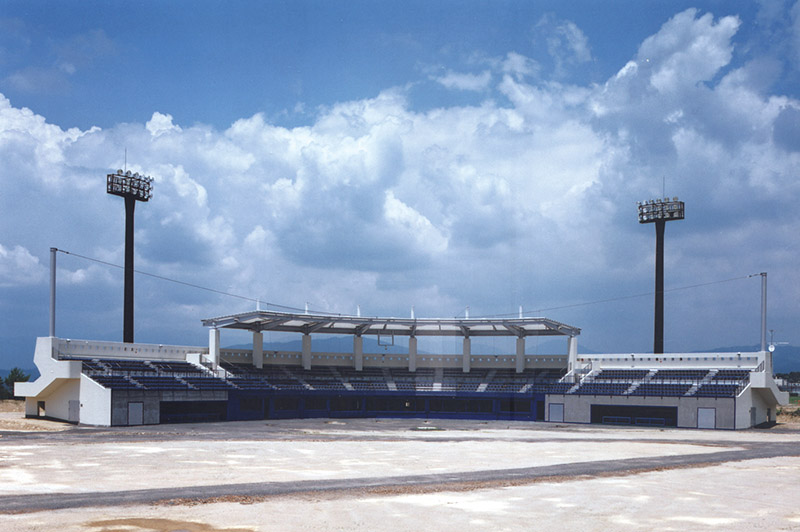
[{"xmin": 202, "ymin": 310, "xmax": 580, "ymax": 338}]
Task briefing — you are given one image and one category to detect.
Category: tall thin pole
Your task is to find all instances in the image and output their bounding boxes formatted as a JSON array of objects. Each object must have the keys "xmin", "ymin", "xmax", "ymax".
[
  {"xmin": 654, "ymin": 220, "xmax": 665, "ymax": 354},
  {"xmin": 49, "ymin": 247, "xmax": 57, "ymax": 337},
  {"xmin": 638, "ymin": 197, "xmax": 683, "ymax": 355},
  {"xmin": 107, "ymin": 169, "xmax": 153, "ymax": 344},
  {"xmin": 760, "ymin": 272, "xmax": 767, "ymax": 353},
  {"xmin": 123, "ymin": 196, "xmax": 136, "ymax": 343}
]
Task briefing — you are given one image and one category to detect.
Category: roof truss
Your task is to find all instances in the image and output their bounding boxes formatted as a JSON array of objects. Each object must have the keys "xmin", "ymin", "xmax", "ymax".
[{"xmin": 202, "ymin": 310, "xmax": 580, "ymax": 338}]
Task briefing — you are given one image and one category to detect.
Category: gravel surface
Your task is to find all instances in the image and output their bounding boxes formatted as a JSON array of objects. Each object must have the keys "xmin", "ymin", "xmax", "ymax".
[{"xmin": 1, "ymin": 414, "xmax": 799, "ymax": 531}]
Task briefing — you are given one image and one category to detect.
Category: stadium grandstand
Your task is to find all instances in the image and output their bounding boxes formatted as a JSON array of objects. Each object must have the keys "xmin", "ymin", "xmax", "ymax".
[{"xmin": 16, "ymin": 309, "xmax": 787, "ymax": 429}]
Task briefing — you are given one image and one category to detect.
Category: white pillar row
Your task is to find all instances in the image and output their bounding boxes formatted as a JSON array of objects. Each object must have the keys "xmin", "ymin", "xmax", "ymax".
[
  {"xmin": 354, "ymin": 335, "xmax": 364, "ymax": 371},
  {"xmin": 567, "ymin": 335, "xmax": 578, "ymax": 374},
  {"xmin": 302, "ymin": 333, "xmax": 312, "ymax": 370},
  {"xmin": 515, "ymin": 336, "xmax": 525, "ymax": 373},
  {"xmin": 408, "ymin": 336, "xmax": 417, "ymax": 372},
  {"xmin": 462, "ymin": 336, "xmax": 471, "ymax": 373},
  {"xmin": 209, "ymin": 328, "xmax": 220, "ymax": 368},
  {"xmin": 252, "ymin": 331, "xmax": 263, "ymax": 369}
]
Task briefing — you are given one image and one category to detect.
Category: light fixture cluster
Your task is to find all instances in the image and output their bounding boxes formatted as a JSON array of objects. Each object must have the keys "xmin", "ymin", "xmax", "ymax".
[
  {"xmin": 106, "ymin": 170, "xmax": 154, "ymax": 202},
  {"xmin": 637, "ymin": 197, "xmax": 684, "ymax": 223}
]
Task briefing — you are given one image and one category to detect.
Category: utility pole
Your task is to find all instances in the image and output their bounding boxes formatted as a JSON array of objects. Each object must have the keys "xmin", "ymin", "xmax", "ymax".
[{"xmin": 49, "ymin": 247, "xmax": 57, "ymax": 337}]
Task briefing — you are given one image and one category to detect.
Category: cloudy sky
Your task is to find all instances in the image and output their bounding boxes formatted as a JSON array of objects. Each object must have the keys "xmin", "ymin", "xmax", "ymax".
[{"xmin": 2, "ymin": 1, "xmax": 799, "ymax": 367}]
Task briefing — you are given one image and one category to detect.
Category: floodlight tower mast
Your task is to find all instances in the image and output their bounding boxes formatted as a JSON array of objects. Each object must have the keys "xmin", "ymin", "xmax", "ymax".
[
  {"xmin": 107, "ymin": 170, "xmax": 154, "ymax": 343},
  {"xmin": 638, "ymin": 197, "xmax": 684, "ymax": 354}
]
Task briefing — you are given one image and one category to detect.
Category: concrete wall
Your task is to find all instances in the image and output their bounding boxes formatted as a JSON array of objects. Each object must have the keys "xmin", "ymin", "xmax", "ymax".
[
  {"xmin": 575, "ymin": 352, "xmax": 762, "ymax": 370},
  {"xmin": 111, "ymin": 391, "xmax": 161, "ymax": 426},
  {"xmin": 35, "ymin": 378, "xmax": 80, "ymax": 422},
  {"xmin": 55, "ymin": 338, "xmax": 206, "ymax": 361},
  {"xmin": 16, "ymin": 337, "xmax": 82, "ymax": 398},
  {"xmin": 79, "ymin": 374, "xmax": 112, "ymax": 426},
  {"xmin": 546, "ymin": 394, "xmax": 737, "ymax": 430},
  {"xmin": 735, "ymin": 387, "xmax": 777, "ymax": 428},
  {"xmin": 678, "ymin": 398, "xmax": 735, "ymax": 429},
  {"xmin": 246, "ymin": 350, "xmax": 569, "ymax": 370},
  {"xmin": 109, "ymin": 390, "xmax": 229, "ymax": 426}
]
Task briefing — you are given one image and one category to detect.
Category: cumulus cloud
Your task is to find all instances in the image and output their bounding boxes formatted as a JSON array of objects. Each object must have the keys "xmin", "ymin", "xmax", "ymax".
[
  {"xmin": 1, "ymin": 7, "xmax": 799, "ymax": 353},
  {"xmin": 433, "ymin": 70, "xmax": 492, "ymax": 91},
  {"xmin": 383, "ymin": 190, "xmax": 448, "ymax": 255},
  {"xmin": 535, "ymin": 14, "xmax": 592, "ymax": 77},
  {"xmin": 501, "ymin": 52, "xmax": 539, "ymax": 80},
  {"xmin": 0, "ymin": 244, "xmax": 46, "ymax": 287},
  {"xmin": 638, "ymin": 9, "xmax": 740, "ymax": 93},
  {"xmin": 146, "ymin": 112, "xmax": 182, "ymax": 136}
]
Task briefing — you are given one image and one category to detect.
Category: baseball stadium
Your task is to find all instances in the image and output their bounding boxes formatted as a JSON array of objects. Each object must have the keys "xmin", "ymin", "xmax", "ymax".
[{"xmin": 14, "ymin": 308, "xmax": 787, "ymax": 430}]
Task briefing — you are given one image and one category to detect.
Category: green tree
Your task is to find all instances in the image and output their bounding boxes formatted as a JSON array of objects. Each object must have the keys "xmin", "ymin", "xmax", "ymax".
[{"xmin": 3, "ymin": 368, "xmax": 30, "ymax": 399}]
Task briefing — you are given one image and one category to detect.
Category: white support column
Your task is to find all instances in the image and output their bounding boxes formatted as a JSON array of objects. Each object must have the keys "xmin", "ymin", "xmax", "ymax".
[
  {"xmin": 253, "ymin": 331, "xmax": 263, "ymax": 369},
  {"xmin": 516, "ymin": 337, "xmax": 525, "ymax": 373},
  {"xmin": 408, "ymin": 336, "xmax": 417, "ymax": 372},
  {"xmin": 462, "ymin": 337, "xmax": 471, "ymax": 373},
  {"xmin": 567, "ymin": 335, "xmax": 578, "ymax": 374},
  {"xmin": 302, "ymin": 333, "xmax": 312, "ymax": 370},
  {"xmin": 209, "ymin": 328, "xmax": 220, "ymax": 368},
  {"xmin": 354, "ymin": 335, "xmax": 364, "ymax": 371}
]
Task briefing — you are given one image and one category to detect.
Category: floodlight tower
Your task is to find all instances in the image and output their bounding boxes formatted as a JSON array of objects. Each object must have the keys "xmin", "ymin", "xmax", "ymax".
[
  {"xmin": 638, "ymin": 197, "xmax": 684, "ymax": 354},
  {"xmin": 107, "ymin": 169, "xmax": 154, "ymax": 343}
]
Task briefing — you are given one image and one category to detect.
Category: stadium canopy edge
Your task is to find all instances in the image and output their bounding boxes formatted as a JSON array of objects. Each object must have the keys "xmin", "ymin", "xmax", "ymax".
[{"xmin": 201, "ymin": 310, "xmax": 581, "ymax": 338}]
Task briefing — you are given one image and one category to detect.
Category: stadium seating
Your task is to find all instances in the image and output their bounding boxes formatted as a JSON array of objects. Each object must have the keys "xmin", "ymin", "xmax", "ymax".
[
  {"xmin": 131, "ymin": 375, "xmax": 191, "ymax": 391},
  {"xmin": 182, "ymin": 376, "xmax": 236, "ymax": 391},
  {"xmin": 630, "ymin": 383, "xmax": 692, "ymax": 397},
  {"xmin": 593, "ymin": 369, "xmax": 649, "ymax": 381},
  {"xmin": 79, "ymin": 354, "xmax": 755, "ymax": 401},
  {"xmin": 574, "ymin": 382, "xmax": 630, "ymax": 395},
  {"xmin": 535, "ymin": 382, "xmax": 573, "ymax": 394},
  {"xmin": 693, "ymin": 383, "xmax": 741, "ymax": 397},
  {"xmin": 338, "ymin": 367, "xmax": 389, "ymax": 391},
  {"xmin": 391, "ymin": 368, "xmax": 434, "ymax": 391},
  {"xmin": 302, "ymin": 367, "xmax": 348, "ymax": 391},
  {"xmin": 651, "ymin": 369, "xmax": 710, "ymax": 381},
  {"xmin": 713, "ymin": 369, "xmax": 750, "ymax": 382},
  {"xmin": 149, "ymin": 360, "xmax": 205, "ymax": 375},
  {"xmin": 99, "ymin": 359, "xmax": 157, "ymax": 374},
  {"xmin": 227, "ymin": 377, "xmax": 272, "ymax": 390},
  {"xmin": 90, "ymin": 375, "xmax": 140, "ymax": 390}
]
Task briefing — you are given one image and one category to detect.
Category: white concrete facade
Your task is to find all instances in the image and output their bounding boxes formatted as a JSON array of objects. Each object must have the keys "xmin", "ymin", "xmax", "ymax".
[
  {"xmin": 15, "ymin": 334, "xmax": 789, "ymax": 429},
  {"xmin": 16, "ymin": 337, "xmax": 210, "ymax": 425},
  {"xmin": 550, "ymin": 350, "xmax": 790, "ymax": 429}
]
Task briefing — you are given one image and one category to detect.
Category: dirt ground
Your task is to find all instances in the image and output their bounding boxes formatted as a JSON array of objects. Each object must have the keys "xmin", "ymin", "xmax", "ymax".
[
  {"xmin": 0, "ymin": 400, "xmax": 71, "ymax": 432},
  {"xmin": 777, "ymin": 402, "xmax": 800, "ymax": 426},
  {"xmin": 0, "ymin": 414, "xmax": 799, "ymax": 532},
  {"xmin": 0, "ymin": 400, "xmax": 23, "ymax": 413}
]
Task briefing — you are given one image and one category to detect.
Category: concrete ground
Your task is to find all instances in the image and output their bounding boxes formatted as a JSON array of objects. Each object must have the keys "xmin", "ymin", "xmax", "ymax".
[{"xmin": 0, "ymin": 406, "xmax": 799, "ymax": 531}]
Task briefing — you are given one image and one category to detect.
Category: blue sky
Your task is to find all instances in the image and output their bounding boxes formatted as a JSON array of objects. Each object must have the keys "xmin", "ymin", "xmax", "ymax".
[{"xmin": 2, "ymin": 1, "xmax": 799, "ymax": 367}]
